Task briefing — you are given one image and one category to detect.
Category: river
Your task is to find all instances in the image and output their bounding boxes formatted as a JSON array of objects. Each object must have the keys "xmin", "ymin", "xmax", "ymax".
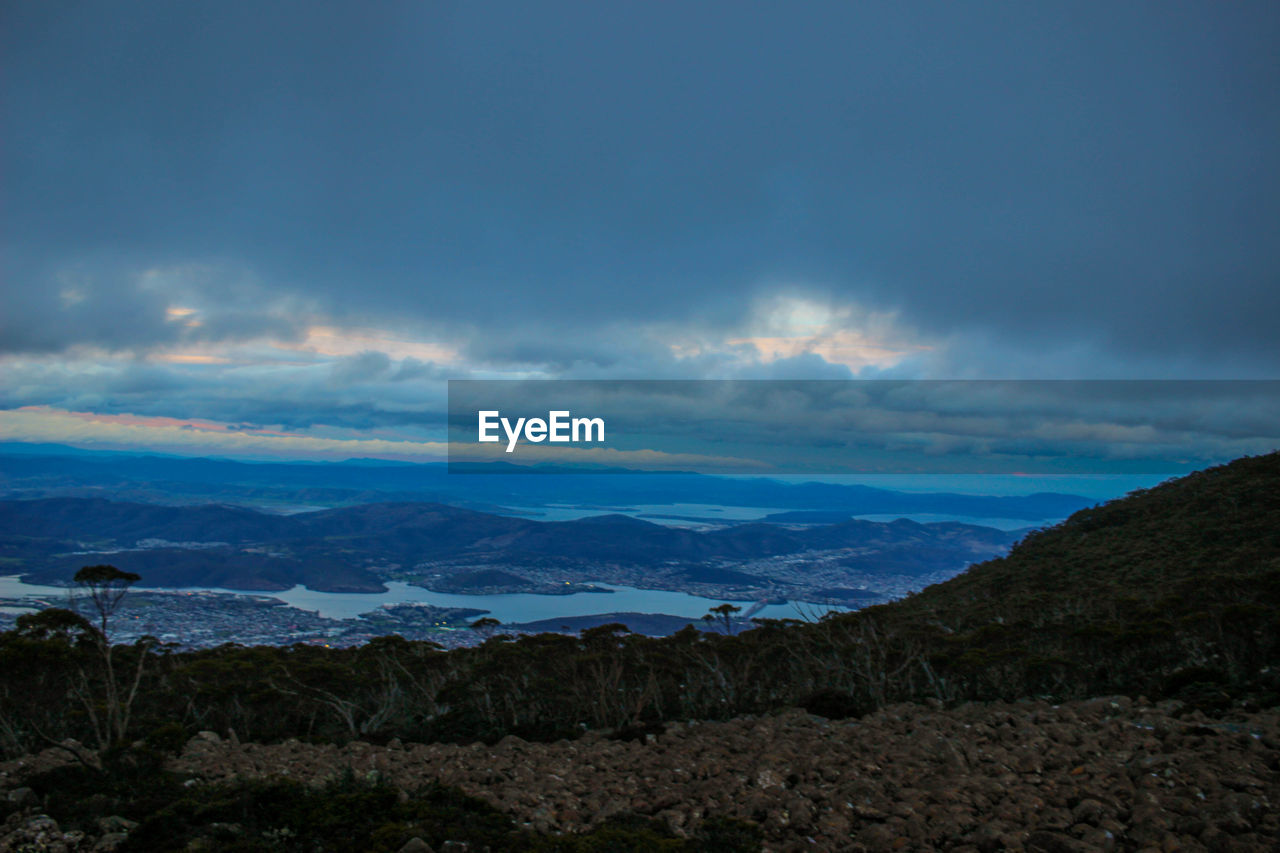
[{"xmin": 0, "ymin": 575, "xmax": 843, "ymax": 623}]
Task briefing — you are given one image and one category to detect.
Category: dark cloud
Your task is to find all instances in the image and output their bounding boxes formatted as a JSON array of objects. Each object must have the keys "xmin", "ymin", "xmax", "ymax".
[
  {"xmin": 462, "ymin": 334, "xmax": 637, "ymax": 374},
  {"xmin": 0, "ymin": 255, "xmax": 172, "ymax": 354},
  {"xmin": 330, "ymin": 351, "xmax": 393, "ymax": 384},
  {"xmin": 744, "ymin": 354, "xmax": 854, "ymax": 381},
  {"xmin": 2, "ymin": 1, "xmax": 1277, "ymax": 375},
  {"xmin": 192, "ymin": 311, "xmax": 304, "ymax": 346},
  {"xmin": 0, "ymin": 252, "xmax": 306, "ymax": 355},
  {"xmin": 392, "ymin": 357, "xmax": 448, "ymax": 383},
  {"xmin": 0, "ymin": 353, "xmax": 450, "ymax": 435},
  {"xmin": 446, "ymin": 379, "xmax": 1280, "ymax": 473}
]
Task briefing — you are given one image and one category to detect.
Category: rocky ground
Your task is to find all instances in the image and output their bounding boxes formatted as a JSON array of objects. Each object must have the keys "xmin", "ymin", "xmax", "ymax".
[{"xmin": 2, "ymin": 696, "xmax": 1278, "ymax": 852}]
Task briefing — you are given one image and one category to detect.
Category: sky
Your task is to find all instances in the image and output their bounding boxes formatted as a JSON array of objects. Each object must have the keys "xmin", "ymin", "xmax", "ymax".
[{"xmin": 1, "ymin": 1, "xmax": 1277, "ymax": 468}]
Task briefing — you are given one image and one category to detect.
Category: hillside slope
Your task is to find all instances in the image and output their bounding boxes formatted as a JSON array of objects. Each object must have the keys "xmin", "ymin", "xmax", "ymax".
[
  {"xmin": 913, "ymin": 451, "xmax": 1280, "ymax": 615},
  {"xmin": 865, "ymin": 452, "xmax": 1280, "ymax": 705}
]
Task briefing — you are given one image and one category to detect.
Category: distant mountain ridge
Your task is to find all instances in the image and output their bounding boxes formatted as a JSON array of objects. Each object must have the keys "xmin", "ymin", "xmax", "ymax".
[
  {"xmin": 0, "ymin": 444, "xmax": 1096, "ymax": 520},
  {"xmin": 0, "ymin": 497, "xmax": 1017, "ymax": 592}
]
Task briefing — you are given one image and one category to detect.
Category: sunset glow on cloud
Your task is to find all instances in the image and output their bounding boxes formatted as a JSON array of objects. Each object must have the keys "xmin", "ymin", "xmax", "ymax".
[
  {"xmin": 295, "ymin": 326, "xmax": 461, "ymax": 364},
  {"xmin": 724, "ymin": 295, "xmax": 930, "ymax": 372},
  {"xmin": 0, "ymin": 405, "xmax": 777, "ymax": 471},
  {"xmin": 0, "ymin": 406, "xmax": 448, "ymax": 461}
]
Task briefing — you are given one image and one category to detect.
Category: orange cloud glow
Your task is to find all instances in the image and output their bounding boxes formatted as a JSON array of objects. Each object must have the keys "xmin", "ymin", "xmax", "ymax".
[
  {"xmin": 297, "ymin": 326, "xmax": 458, "ymax": 363},
  {"xmin": 0, "ymin": 406, "xmax": 446, "ymax": 461}
]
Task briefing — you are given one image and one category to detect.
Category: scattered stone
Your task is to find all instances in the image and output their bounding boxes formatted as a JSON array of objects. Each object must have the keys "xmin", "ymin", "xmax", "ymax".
[
  {"xmin": 397, "ymin": 838, "xmax": 435, "ymax": 853},
  {"xmin": 92, "ymin": 831, "xmax": 130, "ymax": 851},
  {"xmin": 96, "ymin": 815, "xmax": 139, "ymax": 834},
  {"xmin": 1026, "ymin": 829, "xmax": 1095, "ymax": 853},
  {"xmin": 1, "ymin": 695, "xmax": 1277, "ymax": 851},
  {"xmin": 6, "ymin": 786, "xmax": 37, "ymax": 808}
]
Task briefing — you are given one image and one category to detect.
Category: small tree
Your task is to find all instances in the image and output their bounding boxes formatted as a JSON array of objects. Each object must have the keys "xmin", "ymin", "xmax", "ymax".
[
  {"xmin": 470, "ymin": 617, "xmax": 501, "ymax": 638},
  {"xmin": 73, "ymin": 565, "xmax": 150, "ymax": 748},
  {"xmin": 706, "ymin": 603, "xmax": 742, "ymax": 635},
  {"xmin": 74, "ymin": 564, "xmax": 140, "ymax": 641}
]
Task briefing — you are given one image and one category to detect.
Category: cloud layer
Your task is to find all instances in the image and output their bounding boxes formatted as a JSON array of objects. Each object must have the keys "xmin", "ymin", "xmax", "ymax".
[{"xmin": 2, "ymin": 2, "xmax": 1277, "ymax": 460}]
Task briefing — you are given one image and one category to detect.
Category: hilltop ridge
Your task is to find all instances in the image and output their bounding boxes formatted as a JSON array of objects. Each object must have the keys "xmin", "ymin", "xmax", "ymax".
[{"xmin": 0, "ymin": 496, "xmax": 1016, "ymax": 599}]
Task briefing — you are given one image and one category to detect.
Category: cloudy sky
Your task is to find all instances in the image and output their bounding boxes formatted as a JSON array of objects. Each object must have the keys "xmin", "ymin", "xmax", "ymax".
[{"xmin": 1, "ymin": 1, "xmax": 1277, "ymax": 464}]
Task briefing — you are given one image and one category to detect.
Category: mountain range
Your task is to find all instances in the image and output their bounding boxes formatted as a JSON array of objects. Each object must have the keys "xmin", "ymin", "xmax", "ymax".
[
  {"xmin": 0, "ymin": 443, "xmax": 1095, "ymax": 520},
  {"xmin": 0, "ymin": 496, "xmax": 1017, "ymax": 594}
]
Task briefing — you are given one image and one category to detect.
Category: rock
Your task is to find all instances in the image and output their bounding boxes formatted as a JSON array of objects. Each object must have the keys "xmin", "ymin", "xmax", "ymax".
[
  {"xmin": 93, "ymin": 832, "xmax": 131, "ymax": 852},
  {"xmin": 97, "ymin": 815, "xmax": 140, "ymax": 834},
  {"xmin": 1071, "ymin": 798, "xmax": 1106, "ymax": 824},
  {"xmin": 0, "ymin": 814, "xmax": 63, "ymax": 850},
  {"xmin": 398, "ymin": 839, "xmax": 436, "ymax": 853},
  {"xmin": 7, "ymin": 787, "xmax": 38, "ymax": 807},
  {"xmin": 856, "ymin": 822, "xmax": 897, "ymax": 847},
  {"xmin": 1027, "ymin": 830, "xmax": 1096, "ymax": 852},
  {"xmin": 1077, "ymin": 827, "xmax": 1117, "ymax": 851},
  {"xmin": 23, "ymin": 814, "xmax": 59, "ymax": 834}
]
